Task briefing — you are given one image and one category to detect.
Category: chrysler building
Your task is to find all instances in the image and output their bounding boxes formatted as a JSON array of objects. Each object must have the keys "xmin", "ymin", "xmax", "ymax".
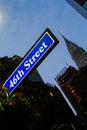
[{"xmin": 62, "ymin": 35, "xmax": 87, "ymax": 69}]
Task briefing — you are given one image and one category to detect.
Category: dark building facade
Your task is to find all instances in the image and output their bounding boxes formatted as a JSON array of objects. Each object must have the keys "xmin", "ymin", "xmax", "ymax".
[
  {"xmin": 55, "ymin": 34, "xmax": 87, "ymax": 127},
  {"xmin": 0, "ymin": 55, "xmax": 43, "ymax": 83},
  {"xmin": 66, "ymin": 0, "xmax": 87, "ymax": 19},
  {"xmin": 55, "ymin": 66, "xmax": 87, "ymax": 127},
  {"xmin": 0, "ymin": 56, "xmax": 80, "ymax": 130},
  {"xmin": 62, "ymin": 35, "xmax": 87, "ymax": 69}
]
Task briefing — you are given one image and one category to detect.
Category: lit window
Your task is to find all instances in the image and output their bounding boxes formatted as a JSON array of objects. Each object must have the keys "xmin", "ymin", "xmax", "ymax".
[{"xmin": 50, "ymin": 92, "xmax": 53, "ymax": 97}]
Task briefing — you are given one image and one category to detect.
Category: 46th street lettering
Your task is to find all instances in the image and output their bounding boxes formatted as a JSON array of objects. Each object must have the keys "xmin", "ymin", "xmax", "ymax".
[
  {"xmin": 10, "ymin": 70, "xmax": 24, "ymax": 88},
  {"xmin": 3, "ymin": 28, "xmax": 59, "ymax": 95},
  {"xmin": 9, "ymin": 42, "xmax": 48, "ymax": 88}
]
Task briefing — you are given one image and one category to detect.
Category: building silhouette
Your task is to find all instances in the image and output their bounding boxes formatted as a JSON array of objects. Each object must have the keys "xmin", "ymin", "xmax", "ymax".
[
  {"xmin": 62, "ymin": 35, "xmax": 87, "ymax": 69},
  {"xmin": 55, "ymin": 35, "xmax": 87, "ymax": 128},
  {"xmin": 0, "ymin": 55, "xmax": 81, "ymax": 130},
  {"xmin": 55, "ymin": 66, "xmax": 87, "ymax": 126},
  {"xmin": 0, "ymin": 55, "xmax": 43, "ymax": 83},
  {"xmin": 66, "ymin": 0, "xmax": 87, "ymax": 19}
]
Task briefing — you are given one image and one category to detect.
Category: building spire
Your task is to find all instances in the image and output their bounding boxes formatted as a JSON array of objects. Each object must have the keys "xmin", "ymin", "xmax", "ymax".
[{"xmin": 60, "ymin": 33, "xmax": 87, "ymax": 69}]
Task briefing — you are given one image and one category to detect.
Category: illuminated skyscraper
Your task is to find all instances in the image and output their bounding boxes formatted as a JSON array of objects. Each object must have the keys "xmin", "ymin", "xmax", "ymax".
[
  {"xmin": 55, "ymin": 66, "xmax": 87, "ymax": 127},
  {"xmin": 66, "ymin": 0, "xmax": 87, "ymax": 19},
  {"xmin": 62, "ymin": 35, "xmax": 87, "ymax": 69},
  {"xmin": 55, "ymin": 34, "xmax": 87, "ymax": 127}
]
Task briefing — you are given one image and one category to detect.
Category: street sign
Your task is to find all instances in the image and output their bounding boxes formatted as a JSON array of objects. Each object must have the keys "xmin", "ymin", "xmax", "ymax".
[{"xmin": 3, "ymin": 28, "xmax": 59, "ymax": 96}]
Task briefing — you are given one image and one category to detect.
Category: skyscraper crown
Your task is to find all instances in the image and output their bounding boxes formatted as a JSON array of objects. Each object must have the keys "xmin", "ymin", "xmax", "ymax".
[{"xmin": 61, "ymin": 34, "xmax": 87, "ymax": 69}]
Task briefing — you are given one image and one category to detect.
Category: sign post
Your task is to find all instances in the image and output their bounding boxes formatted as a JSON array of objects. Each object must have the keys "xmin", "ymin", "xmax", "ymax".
[{"xmin": 3, "ymin": 28, "xmax": 59, "ymax": 96}]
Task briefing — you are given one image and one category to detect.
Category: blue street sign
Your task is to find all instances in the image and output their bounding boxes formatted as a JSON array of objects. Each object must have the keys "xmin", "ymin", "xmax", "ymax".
[{"xmin": 3, "ymin": 28, "xmax": 59, "ymax": 96}]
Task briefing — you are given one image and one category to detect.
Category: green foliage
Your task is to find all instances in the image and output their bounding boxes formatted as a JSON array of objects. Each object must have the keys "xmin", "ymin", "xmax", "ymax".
[{"xmin": 0, "ymin": 84, "xmax": 31, "ymax": 110}]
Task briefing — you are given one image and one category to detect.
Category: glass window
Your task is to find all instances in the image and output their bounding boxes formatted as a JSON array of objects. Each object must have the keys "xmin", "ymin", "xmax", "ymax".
[
  {"xmin": 75, "ymin": 0, "xmax": 87, "ymax": 10},
  {"xmin": 74, "ymin": 0, "xmax": 86, "ymax": 5},
  {"xmin": 83, "ymin": 1, "xmax": 87, "ymax": 10}
]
